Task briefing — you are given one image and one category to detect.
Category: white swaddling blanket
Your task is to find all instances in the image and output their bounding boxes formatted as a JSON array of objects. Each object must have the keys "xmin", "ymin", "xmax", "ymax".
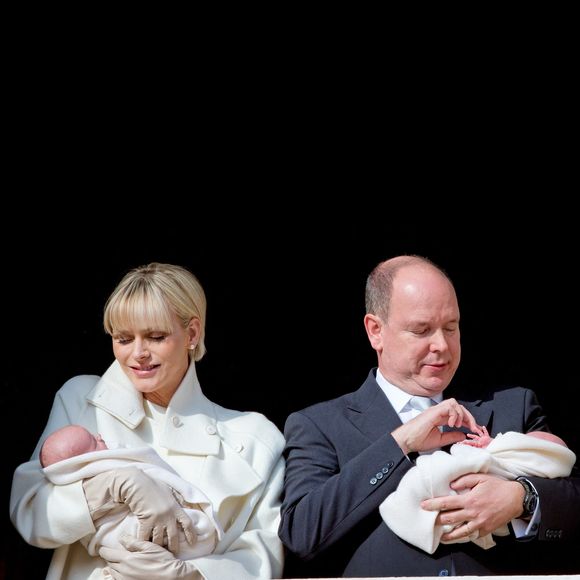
[
  {"xmin": 379, "ymin": 431, "xmax": 576, "ymax": 554},
  {"xmin": 43, "ymin": 445, "xmax": 223, "ymax": 559}
]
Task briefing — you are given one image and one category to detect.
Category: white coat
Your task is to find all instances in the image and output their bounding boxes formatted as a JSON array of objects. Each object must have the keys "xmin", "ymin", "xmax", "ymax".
[{"xmin": 10, "ymin": 361, "xmax": 285, "ymax": 580}]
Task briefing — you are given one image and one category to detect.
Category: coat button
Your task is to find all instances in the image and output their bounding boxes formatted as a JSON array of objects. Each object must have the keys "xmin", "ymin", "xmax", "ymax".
[
  {"xmin": 370, "ymin": 477, "xmax": 378, "ymax": 485},
  {"xmin": 206, "ymin": 425, "xmax": 217, "ymax": 435},
  {"xmin": 376, "ymin": 472, "xmax": 383, "ymax": 479},
  {"xmin": 172, "ymin": 416, "xmax": 183, "ymax": 427}
]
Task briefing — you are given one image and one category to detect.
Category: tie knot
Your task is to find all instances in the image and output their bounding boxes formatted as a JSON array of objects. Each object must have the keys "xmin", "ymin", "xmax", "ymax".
[{"xmin": 409, "ymin": 396, "xmax": 434, "ymax": 412}]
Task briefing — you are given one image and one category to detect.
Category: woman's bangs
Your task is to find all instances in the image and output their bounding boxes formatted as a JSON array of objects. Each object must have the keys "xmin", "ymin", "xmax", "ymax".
[{"xmin": 109, "ymin": 292, "xmax": 174, "ymax": 334}]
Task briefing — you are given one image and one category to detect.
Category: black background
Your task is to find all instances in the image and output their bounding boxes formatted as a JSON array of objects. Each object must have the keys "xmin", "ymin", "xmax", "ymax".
[{"xmin": 4, "ymin": 214, "xmax": 579, "ymax": 578}]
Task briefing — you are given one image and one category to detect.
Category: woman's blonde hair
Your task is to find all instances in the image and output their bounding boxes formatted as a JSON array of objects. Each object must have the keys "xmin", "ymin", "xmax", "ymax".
[{"xmin": 103, "ymin": 262, "xmax": 207, "ymax": 361}]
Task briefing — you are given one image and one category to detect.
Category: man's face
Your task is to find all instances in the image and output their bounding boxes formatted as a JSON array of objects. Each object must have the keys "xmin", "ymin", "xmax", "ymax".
[{"xmin": 373, "ymin": 266, "xmax": 461, "ymax": 397}]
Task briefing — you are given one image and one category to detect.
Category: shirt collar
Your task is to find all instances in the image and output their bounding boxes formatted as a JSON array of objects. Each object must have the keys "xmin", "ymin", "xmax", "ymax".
[{"xmin": 375, "ymin": 369, "xmax": 443, "ymax": 414}]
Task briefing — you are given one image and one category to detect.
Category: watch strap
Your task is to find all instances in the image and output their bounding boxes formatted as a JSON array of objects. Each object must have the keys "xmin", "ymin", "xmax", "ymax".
[{"xmin": 516, "ymin": 476, "xmax": 538, "ymax": 518}]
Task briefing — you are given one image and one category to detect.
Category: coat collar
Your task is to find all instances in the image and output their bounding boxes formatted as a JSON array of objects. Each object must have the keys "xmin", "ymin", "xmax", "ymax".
[{"xmin": 86, "ymin": 360, "xmax": 221, "ymax": 456}]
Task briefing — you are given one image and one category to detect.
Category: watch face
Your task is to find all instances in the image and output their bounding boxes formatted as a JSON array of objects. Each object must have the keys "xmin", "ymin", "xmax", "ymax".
[{"xmin": 527, "ymin": 494, "xmax": 538, "ymax": 514}]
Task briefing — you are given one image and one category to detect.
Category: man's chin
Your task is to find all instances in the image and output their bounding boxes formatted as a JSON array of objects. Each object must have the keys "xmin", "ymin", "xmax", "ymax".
[{"xmin": 419, "ymin": 375, "xmax": 451, "ymax": 393}]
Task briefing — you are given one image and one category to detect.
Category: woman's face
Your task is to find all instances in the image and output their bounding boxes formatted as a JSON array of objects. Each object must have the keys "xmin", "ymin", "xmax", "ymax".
[{"xmin": 112, "ymin": 312, "xmax": 198, "ymax": 406}]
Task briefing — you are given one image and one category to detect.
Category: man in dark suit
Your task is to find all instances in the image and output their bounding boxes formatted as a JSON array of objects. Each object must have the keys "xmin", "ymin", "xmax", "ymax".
[{"xmin": 279, "ymin": 255, "xmax": 580, "ymax": 577}]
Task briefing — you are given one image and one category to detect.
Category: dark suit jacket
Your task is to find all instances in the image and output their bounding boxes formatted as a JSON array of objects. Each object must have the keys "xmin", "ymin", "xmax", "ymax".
[{"xmin": 279, "ymin": 369, "xmax": 580, "ymax": 577}]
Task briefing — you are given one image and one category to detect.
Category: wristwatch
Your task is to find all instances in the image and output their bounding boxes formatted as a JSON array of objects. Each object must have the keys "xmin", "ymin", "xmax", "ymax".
[{"xmin": 516, "ymin": 476, "xmax": 538, "ymax": 518}]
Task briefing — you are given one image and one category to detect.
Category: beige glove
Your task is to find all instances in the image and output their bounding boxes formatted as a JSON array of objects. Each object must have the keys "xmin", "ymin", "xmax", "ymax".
[
  {"xmin": 101, "ymin": 533, "xmax": 201, "ymax": 580},
  {"xmin": 82, "ymin": 466, "xmax": 195, "ymax": 554}
]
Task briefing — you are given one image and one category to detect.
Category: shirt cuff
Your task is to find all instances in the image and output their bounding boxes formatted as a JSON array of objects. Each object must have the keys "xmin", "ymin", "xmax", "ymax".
[{"xmin": 512, "ymin": 499, "xmax": 541, "ymax": 540}]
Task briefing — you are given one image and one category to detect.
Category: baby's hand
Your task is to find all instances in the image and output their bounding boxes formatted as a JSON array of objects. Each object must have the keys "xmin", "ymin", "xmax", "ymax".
[{"xmin": 461, "ymin": 425, "xmax": 492, "ymax": 448}]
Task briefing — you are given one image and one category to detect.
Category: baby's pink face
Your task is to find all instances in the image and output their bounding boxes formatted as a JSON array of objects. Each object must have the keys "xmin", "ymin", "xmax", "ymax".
[
  {"xmin": 93, "ymin": 433, "xmax": 108, "ymax": 452},
  {"xmin": 79, "ymin": 429, "xmax": 108, "ymax": 453}
]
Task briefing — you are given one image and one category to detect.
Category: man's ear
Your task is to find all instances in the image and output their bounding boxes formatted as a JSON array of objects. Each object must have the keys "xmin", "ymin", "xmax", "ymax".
[{"xmin": 364, "ymin": 314, "xmax": 384, "ymax": 351}]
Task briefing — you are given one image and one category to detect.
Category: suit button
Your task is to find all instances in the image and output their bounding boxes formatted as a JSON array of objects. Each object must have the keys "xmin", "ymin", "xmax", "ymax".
[
  {"xmin": 376, "ymin": 472, "xmax": 383, "ymax": 479},
  {"xmin": 438, "ymin": 570, "xmax": 449, "ymax": 576},
  {"xmin": 387, "ymin": 461, "xmax": 394, "ymax": 468},
  {"xmin": 206, "ymin": 425, "xmax": 217, "ymax": 435},
  {"xmin": 370, "ymin": 477, "xmax": 378, "ymax": 485},
  {"xmin": 382, "ymin": 467, "xmax": 389, "ymax": 474},
  {"xmin": 234, "ymin": 443, "xmax": 244, "ymax": 453},
  {"xmin": 172, "ymin": 416, "xmax": 183, "ymax": 427}
]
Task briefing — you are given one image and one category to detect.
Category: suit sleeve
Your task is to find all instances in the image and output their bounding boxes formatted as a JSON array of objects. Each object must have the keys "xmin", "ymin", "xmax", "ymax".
[
  {"xmin": 521, "ymin": 389, "xmax": 580, "ymax": 542},
  {"xmin": 279, "ymin": 410, "xmax": 411, "ymax": 560}
]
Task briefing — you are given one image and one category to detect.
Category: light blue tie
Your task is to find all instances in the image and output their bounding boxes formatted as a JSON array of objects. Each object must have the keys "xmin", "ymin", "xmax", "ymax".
[
  {"xmin": 408, "ymin": 396, "xmax": 437, "ymax": 455},
  {"xmin": 409, "ymin": 396, "xmax": 434, "ymax": 412}
]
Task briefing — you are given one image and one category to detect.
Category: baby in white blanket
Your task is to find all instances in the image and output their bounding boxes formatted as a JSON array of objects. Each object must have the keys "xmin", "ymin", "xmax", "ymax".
[
  {"xmin": 379, "ymin": 426, "xmax": 576, "ymax": 554},
  {"xmin": 40, "ymin": 425, "xmax": 222, "ymax": 560}
]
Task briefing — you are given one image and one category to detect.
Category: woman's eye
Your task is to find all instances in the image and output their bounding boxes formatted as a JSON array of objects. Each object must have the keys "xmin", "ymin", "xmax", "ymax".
[
  {"xmin": 150, "ymin": 335, "xmax": 166, "ymax": 341},
  {"xmin": 115, "ymin": 337, "xmax": 132, "ymax": 344}
]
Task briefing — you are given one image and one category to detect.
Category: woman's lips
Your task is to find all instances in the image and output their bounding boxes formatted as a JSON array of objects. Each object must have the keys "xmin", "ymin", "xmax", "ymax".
[{"xmin": 130, "ymin": 364, "xmax": 160, "ymax": 378}]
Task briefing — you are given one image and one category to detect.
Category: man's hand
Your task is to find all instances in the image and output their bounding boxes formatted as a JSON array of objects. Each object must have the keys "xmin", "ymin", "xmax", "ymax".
[
  {"xmin": 391, "ymin": 398, "xmax": 482, "ymax": 454},
  {"xmin": 101, "ymin": 534, "xmax": 200, "ymax": 579},
  {"xmin": 420, "ymin": 473, "xmax": 525, "ymax": 541},
  {"xmin": 83, "ymin": 466, "xmax": 195, "ymax": 554}
]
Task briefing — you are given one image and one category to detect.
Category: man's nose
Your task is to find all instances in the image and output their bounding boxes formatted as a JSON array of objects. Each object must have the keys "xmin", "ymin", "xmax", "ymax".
[{"xmin": 430, "ymin": 329, "xmax": 449, "ymax": 352}]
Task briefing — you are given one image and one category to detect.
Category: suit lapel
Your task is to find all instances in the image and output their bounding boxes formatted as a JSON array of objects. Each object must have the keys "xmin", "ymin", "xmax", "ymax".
[
  {"xmin": 346, "ymin": 372, "xmax": 401, "ymax": 442},
  {"xmin": 455, "ymin": 394, "xmax": 493, "ymax": 434},
  {"xmin": 345, "ymin": 371, "xmax": 495, "ymax": 442}
]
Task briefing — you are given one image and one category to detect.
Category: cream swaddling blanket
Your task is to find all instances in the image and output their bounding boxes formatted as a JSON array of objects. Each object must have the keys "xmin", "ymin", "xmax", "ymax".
[
  {"xmin": 379, "ymin": 431, "xmax": 576, "ymax": 554},
  {"xmin": 43, "ymin": 445, "xmax": 223, "ymax": 559}
]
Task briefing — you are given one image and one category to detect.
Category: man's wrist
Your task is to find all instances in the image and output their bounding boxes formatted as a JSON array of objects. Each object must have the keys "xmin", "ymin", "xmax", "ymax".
[{"xmin": 515, "ymin": 476, "xmax": 538, "ymax": 519}]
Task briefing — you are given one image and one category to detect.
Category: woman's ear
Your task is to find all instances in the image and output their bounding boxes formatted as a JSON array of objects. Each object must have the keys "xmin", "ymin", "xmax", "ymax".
[{"xmin": 187, "ymin": 317, "xmax": 201, "ymax": 348}]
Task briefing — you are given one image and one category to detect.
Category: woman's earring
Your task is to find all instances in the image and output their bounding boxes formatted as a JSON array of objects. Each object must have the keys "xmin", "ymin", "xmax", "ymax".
[{"xmin": 189, "ymin": 344, "xmax": 196, "ymax": 350}]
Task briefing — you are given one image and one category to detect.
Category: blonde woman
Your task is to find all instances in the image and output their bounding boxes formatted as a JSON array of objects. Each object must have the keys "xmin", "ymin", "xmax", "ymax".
[{"xmin": 11, "ymin": 263, "xmax": 285, "ymax": 580}]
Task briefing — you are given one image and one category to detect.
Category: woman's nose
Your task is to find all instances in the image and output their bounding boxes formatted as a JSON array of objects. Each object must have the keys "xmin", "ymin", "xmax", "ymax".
[{"xmin": 134, "ymin": 342, "xmax": 150, "ymax": 359}]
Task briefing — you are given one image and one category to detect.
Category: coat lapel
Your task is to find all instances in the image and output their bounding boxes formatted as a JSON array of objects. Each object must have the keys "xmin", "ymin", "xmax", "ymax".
[{"xmin": 86, "ymin": 361, "xmax": 220, "ymax": 455}]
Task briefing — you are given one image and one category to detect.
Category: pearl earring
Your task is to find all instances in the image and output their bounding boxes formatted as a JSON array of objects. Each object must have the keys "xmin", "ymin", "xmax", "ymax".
[{"xmin": 189, "ymin": 344, "xmax": 196, "ymax": 350}]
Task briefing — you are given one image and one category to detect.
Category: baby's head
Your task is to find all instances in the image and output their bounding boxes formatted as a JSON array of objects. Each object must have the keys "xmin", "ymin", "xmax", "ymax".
[
  {"xmin": 40, "ymin": 425, "xmax": 108, "ymax": 467},
  {"xmin": 527, "ymin": 431, "xmax": 568, "ymax": 448}
]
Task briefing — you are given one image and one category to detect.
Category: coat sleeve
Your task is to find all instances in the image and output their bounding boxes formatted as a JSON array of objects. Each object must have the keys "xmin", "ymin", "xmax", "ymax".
[
  {"xmin": 278, "ymin": 410, "xmax": 411, "ymax": 560},
  {"xmin": 188, "ymin": 455, "xmax": 285, "ymax": 580},
  {"xmin": 9, "ymin": 381, "xmax": 96, "ymax": 548}
]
